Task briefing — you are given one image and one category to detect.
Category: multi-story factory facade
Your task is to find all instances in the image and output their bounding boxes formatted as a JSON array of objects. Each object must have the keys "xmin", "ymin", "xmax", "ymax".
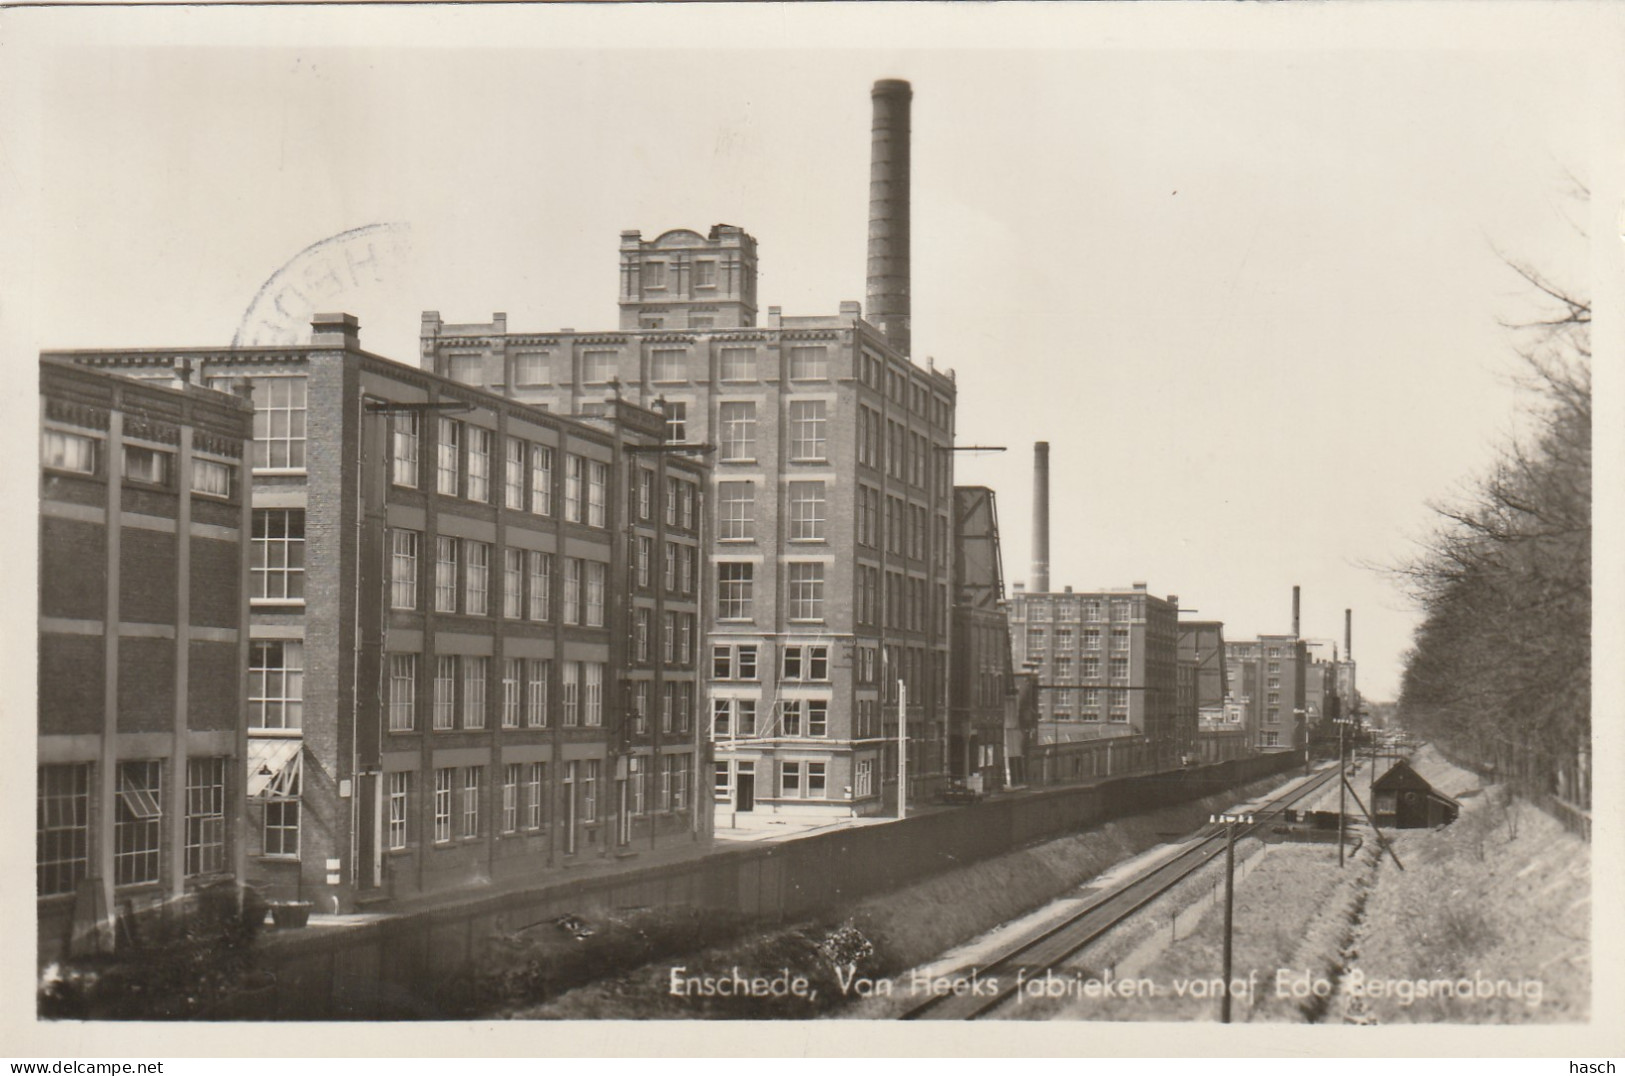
[
  {"xmin": 1006, "ymin": 582, "xmax": 1184, "ymax": 772},
  {"xmin": 1224, "ymin": 634, "xmax": 1308, "ymax": 753},
  {"xmin": 420, "ymin": 256, "xmax": 958, "ymax": 819},
  {"xmin": 420, "ymin": 81, "xmax": 959, "ymax": 821},
  {"xmin": 49, "ymin": 313, "xmax": 709, "ymax": 909},
  {"xmin": 38, "ymin": 360, "xmax": 254, "ymax": 962}
]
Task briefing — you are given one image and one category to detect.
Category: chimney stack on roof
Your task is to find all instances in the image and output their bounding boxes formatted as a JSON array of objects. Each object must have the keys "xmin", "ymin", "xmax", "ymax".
[
  {"xmin": 867, "ymin": 79, "xmax": 912, "ymax": 357},
  {"xmin": 1032, "ymin": 441, "xmax": 1051, "ymax": 594}
]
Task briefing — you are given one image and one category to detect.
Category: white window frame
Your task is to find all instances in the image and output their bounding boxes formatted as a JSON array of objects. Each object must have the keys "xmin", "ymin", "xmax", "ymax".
[
  {"xmin": 787, "ymin": 562, "xmax": 825, "ymax": 622},
  {"xmin": 389, "ymin": 654, "xmax": 416, "ymax": 732},
  {"xmin": 717, "ymin": 401, "xmax": 756, "ymax": 461},
  {"xmin": 789, "ymin": 400, "xmax": 827, "ymax": 460},
  {"xmin": 387, "ymin": 772, "xmax": 409, "ymax": 850},
  {"xmin": 437, "ymin": 418, "xmax": 461, "ymax": 496},
  {"xmin": 392, "ymin": 413, "xmax": 419, "ymax": 488},
  {"xmin": 788, "ymin": 481, "xmax": 826, "ymax": 541},
  {"xmin": 717, "ymin": 562, "xmax": 754, "ymax": 621},
  {"xmin": 391, "ymin": 529, "xmax": 418, "ymax": 610},
  {"xmin": 249, "ymin": 640, "xmax": 303, "ymax": 730},
  {"xmin": 464, "ymin": 541, "xmax": 491, "ymax": 616},
  {"xmin": 463, "ymin": 657, "xmax": 488, "ymax": 730}
]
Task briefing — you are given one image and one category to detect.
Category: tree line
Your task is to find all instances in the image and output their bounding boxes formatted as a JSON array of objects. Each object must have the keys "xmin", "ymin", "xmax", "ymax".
[{"xmin": 1396, "ymin": 248, "xmax": 1591, "ymax": 812}]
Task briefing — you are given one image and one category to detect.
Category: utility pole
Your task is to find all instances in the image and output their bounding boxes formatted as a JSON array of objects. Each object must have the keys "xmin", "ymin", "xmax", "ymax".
[
  {"xmin": 898, "ymin": 677, "xmax": 908, "ymax": 820},
  {"xmin": 1211, "ymin": 811, "xmax": 1253, "ymax": 1023},
  {"xmin": 1337, "ymin": 718, "xmax": 1348, "ymax": 868}
]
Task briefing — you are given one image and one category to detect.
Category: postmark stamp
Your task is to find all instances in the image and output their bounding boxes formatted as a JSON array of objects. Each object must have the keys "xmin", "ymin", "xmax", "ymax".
[{"xmin": 233, "ymin": 222, "xmax": 411, "ymax": 347}]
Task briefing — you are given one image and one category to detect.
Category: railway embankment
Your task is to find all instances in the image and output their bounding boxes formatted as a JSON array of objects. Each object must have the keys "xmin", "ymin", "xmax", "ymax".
[
  {"xmin": 497, "ymin": 768, "xmax": 1310, "ymax": 1019},
  {"xmin": 1018, "ymin": 745, "xmax": 1588, "ymax": 1023},
  {"xmin": 1330, "ymin": 747, "xmax": 1589, "ymax": 1023}
]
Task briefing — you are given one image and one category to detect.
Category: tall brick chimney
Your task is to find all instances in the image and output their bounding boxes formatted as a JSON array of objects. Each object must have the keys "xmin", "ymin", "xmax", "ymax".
[
  {"xmin": 1292, "ymin": 585, "xmax": 1301, "ymax": 638},
  {"xmin": 1345, "ymin": 608, "xmax": 1353, "ymax": 661},
  {"xmin": 1032, "ymin": 441, "xmax": 1050, "ymax": 594},
  {"xmin": 867, "ymin": 79, "xmax": 912, "ymax": 357}
]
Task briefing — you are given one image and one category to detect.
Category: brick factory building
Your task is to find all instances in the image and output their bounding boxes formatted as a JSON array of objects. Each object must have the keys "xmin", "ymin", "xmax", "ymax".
[
  {"xmin": 38, "ymin": 359, "xmax": 254, "ymax": 963},
  {"xmin": 49, "ymin": 312, "xmax": 709, "ymax": 910},
  {"xmin": 1180, "ymin": 620, "xmax": 1245, "ymax": 763},
  {"xmin": 1224, "ymin": 634, "xmax": 1308, "ymax": 754},
  {"xmin": 1006, "ymin": 583, "xmax": 1184, "ymax": 777},
  {"xmin": 950, "ymin": 486, "xmax": 1020, "ymax": 791},
  {"xmin": 420, "ymin": 82, "xmax": 960, "ymax": 821}
]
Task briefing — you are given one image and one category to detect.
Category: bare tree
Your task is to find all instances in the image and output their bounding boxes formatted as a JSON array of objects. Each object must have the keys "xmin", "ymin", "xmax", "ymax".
[{"xmin": 1396, "ymin": 227, "xmax": 1590, "ymax": 814}]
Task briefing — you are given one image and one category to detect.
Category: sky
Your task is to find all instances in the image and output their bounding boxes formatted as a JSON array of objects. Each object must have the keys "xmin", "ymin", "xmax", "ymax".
[{"xmin": 3, "ymin": 5, "xmax": 1612, "ymax": 703}]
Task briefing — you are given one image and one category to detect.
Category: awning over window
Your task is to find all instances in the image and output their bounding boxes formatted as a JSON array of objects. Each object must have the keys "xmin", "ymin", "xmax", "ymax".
[{"xmin": 247, "ymin": 738, "xmax": 303, "ymax": 799}]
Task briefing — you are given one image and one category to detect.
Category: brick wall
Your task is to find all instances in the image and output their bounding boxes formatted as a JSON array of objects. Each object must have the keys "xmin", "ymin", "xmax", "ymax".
[
  {"xmin": 39, "ymin": 636, "xmax": 105, "ymax": 734},
  {"xmin": 117, "ymin": 636, "xmax": 176, "ymax": 733},
  {"xmin": 190, "ymin": 538, "xmax": 242, "ymax": 628},
  {"xmin": 39, "ymin": 517, "xmax": 106, "ymax": 620},
  {"xmin": 187, "ymin": 639, "xmax": 240, "ymax": 730},
  {"xmin": 119, "ymin": 529, "xmax": 178, "ymax": 623}
]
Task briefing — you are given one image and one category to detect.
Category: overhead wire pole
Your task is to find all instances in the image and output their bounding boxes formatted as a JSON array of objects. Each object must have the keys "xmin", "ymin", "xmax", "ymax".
[
  {"xmin": 1338, "ymin": 718, "xmax": 1348, "ymax": 867},
  {"xmin": 898, "ymin": 677, "xmax": 908, "ymax": 820},
  {"xmin": 1210, "ymin": 811, "xmax": 1252, "ymax": 1023}
]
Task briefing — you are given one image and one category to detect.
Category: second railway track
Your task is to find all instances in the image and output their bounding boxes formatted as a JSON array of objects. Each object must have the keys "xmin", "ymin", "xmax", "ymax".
[{"xmin": 898, "ymin": 764, "xmax": 1344, "ymax": 1021}]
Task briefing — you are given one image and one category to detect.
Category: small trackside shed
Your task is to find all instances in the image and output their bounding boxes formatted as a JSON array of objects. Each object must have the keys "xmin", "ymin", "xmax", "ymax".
[{"xmin": 1372, "ymin": 759, "xmax": 1461, "ymax": 829}]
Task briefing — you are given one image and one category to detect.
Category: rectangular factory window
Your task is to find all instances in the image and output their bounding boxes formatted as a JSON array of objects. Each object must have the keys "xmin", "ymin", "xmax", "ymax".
[
  {"xmin": 249, "ymin": 641, "xmax": 303, "ymax": 730},
  {"xmin": 504, "ymin": 437, "xmax": 526, "ymax": 509},
  {"xmin": 387, "ymin": 772, "xmax": 409, "ymax": 851},
  {"xmin": 436, "ymin": 418, "xmax": 461, "ymax": 496},
  {"xmin": 526, "ymin": 659, "xmax": 550, "ymax": 728},
  {"xmin": 433, "ymin": 656, "xmax": 457, "ymax": 731},
  {"xmin": 37, "ymin": 763, "xmax": 91, "ymax": 897},
  {"xmin": 719, "ymin": 347, "xmax": 756, "ymax": 382},
  {"xmin": 787, "ymin": 563, "xmax": 825, "ymax": 622},
  {"xmin": 247, "ymin": 376, "xmax": 307, "ymax": 471},
  {"xmin": 464, "ymin": 541, "xmax": 491, "ymax": 616},
  {"xmin": 717, "ymin": 402, "xmax": 756, "ymax": 461},
  {"xmin": 435, "ymin": 536, "xmax": 458, "ymax": 613},
  {"xmin": 433, "ymin": 768, "xmax": 454, "ymax": 844},
  {"xmin": 789, "ymin": 400, "xmax": 827, "ymax": 460},
  {"xmin": 788, "ymin": 481, "xmax": 826, "ymax": 541},
  {"xmin": 252, "ymin": 509, "xmax": 306, "ymax": 603},
  {"xmin": 530, "ymin": 444, "xmax": 554, "ymax": 516},
  {"xmin": 463, "ymin": 657, "xmax": 488, "ymax": 730},
  {"xmin": 466, "ymin": 427, "xmax": 492, "ymax": 503},
  {"xmin": 42, "ymin": 429, "xmax": 98, "ymax": 475},
  {"xmin": 461, "ymin": 767, "xmax": 482, "ymax": 839},
  {"xmin": 389, "ymin": 654, "xmax": 417, "ymax": 732},
  {"xmin": 717, "ymin": 562, "xmax": 754, "ymax": 621},
  {"xmin": 184, "ymin": 757, "xmax": 227, "ymax": 877},
  {"xmin": 390, "ymin": 529, "xmax": 418, "ymax": 610}
]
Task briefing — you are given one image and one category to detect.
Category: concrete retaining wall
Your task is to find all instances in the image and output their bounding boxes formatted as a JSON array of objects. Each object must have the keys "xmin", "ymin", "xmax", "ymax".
[{"xmin": 249, "ymin": 752, "xmax": 1301, "ymax": 1018}]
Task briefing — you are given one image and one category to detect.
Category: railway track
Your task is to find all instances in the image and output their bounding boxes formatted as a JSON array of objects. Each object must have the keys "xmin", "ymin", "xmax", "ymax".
[{"xmin": 898, "ymin": 763, "xmax": 1343, "ymax": 1020}]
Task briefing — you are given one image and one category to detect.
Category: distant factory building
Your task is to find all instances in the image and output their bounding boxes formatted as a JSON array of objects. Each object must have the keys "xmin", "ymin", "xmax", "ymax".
[
  {"xmin": 1180, "ymin": 620, "xmax": 1243, "ymax": 763},
  {"xmin": 950, "ymin": 485, "xmax": 1021, "ymax": 791},
  {"xmin": 1224, "ymin": 635, "xmax": 1307, "ymax": 754}
]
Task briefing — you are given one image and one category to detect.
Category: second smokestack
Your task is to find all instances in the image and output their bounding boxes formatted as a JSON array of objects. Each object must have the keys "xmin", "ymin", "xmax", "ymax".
[
  {"xmin": 1033, "ymin": 441, "xmax": 1051, "ymax": 593},
  {"xmin": 1292, "ymin": 585, "xmax": 1301, "ymax": 637},
  {"xmin": 867, "ymin": 79, "xmax": 912, "ymax": 356},
  {"xmin": 1345, "ymin": 608, "xmax": 1353, "ymax": 661}
]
